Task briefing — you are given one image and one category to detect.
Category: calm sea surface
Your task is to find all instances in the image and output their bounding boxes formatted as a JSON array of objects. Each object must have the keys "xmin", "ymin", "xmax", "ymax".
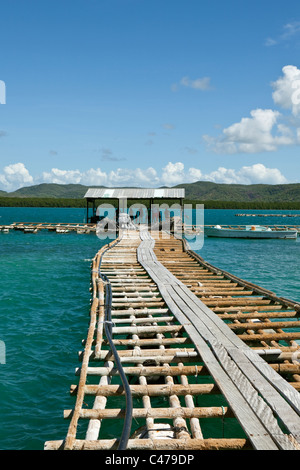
[{"xmin": 0, "ymin": 207, "xmax": 299, "ymax": 449}]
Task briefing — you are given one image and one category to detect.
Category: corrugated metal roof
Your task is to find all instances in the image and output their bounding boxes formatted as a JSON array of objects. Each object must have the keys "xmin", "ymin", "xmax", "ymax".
[{"xmin": 84, "ymin": 188, "xmax": 185, "ymax": 199}]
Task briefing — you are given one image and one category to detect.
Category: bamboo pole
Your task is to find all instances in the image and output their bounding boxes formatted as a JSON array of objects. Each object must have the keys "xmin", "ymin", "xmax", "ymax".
[
  {"xmin": 217, "ymin": 311, "xmax": 298, "ymax": 320},
  {"xmin": 64, "ymin": 406, "xmax": 234, "ymax": 420},
  {"xmin": 83, "ymin": 364, "xmax": 207, "ymax": 377},
  {"xmin": 73, "ymin": 383, "xmax": 220, "ymax": 397},
  {"xmin": 88, "ymin": 354, "xmax": 200, "ymax": 364},
  {"xmin": 238, "ymin": 332, "xmax": 300, "ymax": 342},
  {"xmin": 64, "ymin": 296, "xmax": 99, "ymax": 449},
  {"xmin": 95, "ymin": 347, "xmax": 197, "ymax": 359},
  {"xmin": 85, "ymin": 360, "xmax": 113, "ymax": 440},
  {"xmin": 130, "ymin": 309, "xmax": 155, "ymax": 439},
  {"xmin": 45, "ymin": 437, "xmax": 251, "ymax": 451}
]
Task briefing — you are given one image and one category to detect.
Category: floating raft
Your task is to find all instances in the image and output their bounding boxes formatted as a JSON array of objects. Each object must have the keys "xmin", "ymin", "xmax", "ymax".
[
  {"xmin": 0, "ymin": 222, "xmax": 97, "ymax": 233},
  {"xmin": 44, "ymin": 230, "xmax": 300, "ymax": 451},
  {"xmin": 2, "ymin": 222, "xmax": 300, "ymax": 235},
  {"xmin": 236, "ymin": 214, "xmax": 300, "ymax": 218}
]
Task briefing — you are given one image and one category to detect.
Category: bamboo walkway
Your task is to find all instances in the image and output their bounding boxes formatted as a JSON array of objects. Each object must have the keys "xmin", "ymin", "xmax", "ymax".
[{"xmin": 45, "ymin": 230, "xmax": 300, "ymax": 451}]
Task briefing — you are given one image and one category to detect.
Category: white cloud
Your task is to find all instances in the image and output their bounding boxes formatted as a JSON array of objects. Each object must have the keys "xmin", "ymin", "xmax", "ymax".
[
  {"xmin": 265, "ymin": 21, "xmax": 300, "ymax": 46},
  {"xmin": 0, "ymin": 162, "xmax": 205, "ymax": 190},
  {"xmin": 42, "ymin": 163, "xmax": 201, "ymax": 188},
  {"xmin": 223, "ymin": 109, "xmax": 281, "ymax": 152},
  {"xmin": 158, "ymin": 162, "xmax": 284, "ymax": 186},
  {"xmin": 159, "ymin": 162, "xmax": 287, "ymax": 186},
  {"xmin": 161, "ymin": 162, "xmax": 185, "ymax": 185},
  {"xmin": 42, "ymin": 166, "xmax": 159, "ymax": 188},
  {"xmin": 281, "ymin": 21, "xmax": 300, "ymax": 40},
  {"xmin": 161, "ymin": 162, "xmax": 202, "ymax": 186},
  {"xmin": 0, "ymin": 161, "xmax": 289, "ymax": 192},
  {"xmin": 203, "ymin": 65, "xmax": 300, "ymax": 154},
  {"xmin": 204, "ymin": 163, "xmax": 288, "ymax": 185},
  {"xmin": 42, "ymin": 168, "xmax": 83, "ymax": 185},
  {"xmin": 271, "ymin": 65, "xmax": 300, "ymax": 116},
  {"xmin": 188, "ymin": 167, "xmax": 202, "ymax": 181},
  {"xmin": 81, "ymin": 168, "xmax": 109, "ymax": 186},
  {"xmin": 107, "ymin": 167, "xmax": 159, "ymax": 187},
  {"xmin": 204, "ymin": 108, "xmax": 295, "ymax": 154},
  {"xmin": 0, "ymin": 163, "xmax": 34, "ymax": 190}
]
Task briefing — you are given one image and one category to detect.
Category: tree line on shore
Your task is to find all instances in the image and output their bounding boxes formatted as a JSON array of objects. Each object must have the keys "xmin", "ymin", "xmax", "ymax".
[{"xmin": 1, "ymin": 197, "xmax": 300, "ymax": 210}]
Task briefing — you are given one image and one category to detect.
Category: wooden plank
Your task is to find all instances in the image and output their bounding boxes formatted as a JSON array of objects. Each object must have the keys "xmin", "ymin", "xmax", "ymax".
[
  {"xmin": 210, "ymin": 342, "xmax": 298, "ymax": 450},
  {"xmin": 244, "ymin": 349, "xmax": 300, "ymax": 416},
  {"xmin": 171, "ymin": 283, "xmax": 245, "ymax": 349},
  {"xmin": 226, "ymin": 348, "xmax": 300, "ymax": 441}
]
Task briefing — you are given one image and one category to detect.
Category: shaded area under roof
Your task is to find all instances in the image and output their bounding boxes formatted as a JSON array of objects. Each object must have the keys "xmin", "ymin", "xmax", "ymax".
[{"xmin": 84, "ymin": 188, "xmax": 185, "ymax": 199}]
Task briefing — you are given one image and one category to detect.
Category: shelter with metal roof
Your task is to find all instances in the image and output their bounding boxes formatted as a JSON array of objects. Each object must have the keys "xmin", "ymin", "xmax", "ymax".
[{"xmin": 84, "ymin": 187, "xmax": 185, "ymax": 224}]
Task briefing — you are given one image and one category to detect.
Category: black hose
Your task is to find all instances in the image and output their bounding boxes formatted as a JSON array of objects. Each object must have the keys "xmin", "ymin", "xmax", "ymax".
[{"xmin": 98, "ymin": 238, "xmax": 133, "ymax": 450}]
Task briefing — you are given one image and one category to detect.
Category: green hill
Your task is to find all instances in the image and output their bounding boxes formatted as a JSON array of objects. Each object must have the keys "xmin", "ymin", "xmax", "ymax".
[
  {"xmin": 174, "ymin": 181, "xmax": 300, "ymax": 202},
  {"xmin": 0, "ymin": 181, "xmax": 300, "ymax": 206},
  {"xmin": 7, "ymin": 183, "xmax": 91, "ymax": 198}
]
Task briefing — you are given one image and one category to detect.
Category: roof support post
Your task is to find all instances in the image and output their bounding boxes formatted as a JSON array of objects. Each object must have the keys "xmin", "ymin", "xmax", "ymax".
[{"xmin": 86, "ymin": 198, "xmax": 89, "ymax": 223}]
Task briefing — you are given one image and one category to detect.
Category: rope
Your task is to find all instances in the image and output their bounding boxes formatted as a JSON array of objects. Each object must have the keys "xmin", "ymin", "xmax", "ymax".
[{"xmin": 97, "ymin": 236, "xmax": 133, "ymax": 450}]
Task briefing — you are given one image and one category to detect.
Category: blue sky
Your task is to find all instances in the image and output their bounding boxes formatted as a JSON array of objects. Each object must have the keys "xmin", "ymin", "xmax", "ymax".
[{"xmin": 1, "ymin": 0, "xmax": 300, "ymax": 190}]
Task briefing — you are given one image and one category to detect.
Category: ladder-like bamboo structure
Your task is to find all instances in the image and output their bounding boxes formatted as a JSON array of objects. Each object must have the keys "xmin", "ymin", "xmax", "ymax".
[{"xmin": 45, "ymin": 230, "xmax": 300, "ymax": 451}]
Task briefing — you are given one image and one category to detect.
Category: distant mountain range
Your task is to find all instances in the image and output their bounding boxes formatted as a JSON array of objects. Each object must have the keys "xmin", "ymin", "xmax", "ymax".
[
  {"xmin": 1, "ymin": 181, "xmax": 300, "ymax": 202},
  {"xmin": 174, "ymin": 181, "xmax": 300, "ymax": 202},
  {"xmin": 0, "ymin": 183, "xmax": 93, "ymax": 199}
]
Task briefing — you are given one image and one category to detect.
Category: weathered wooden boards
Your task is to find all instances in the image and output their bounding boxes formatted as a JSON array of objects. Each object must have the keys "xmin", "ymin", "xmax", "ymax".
[
  {"xmin": 137, "ymin": 230, "xmax": 300, "ymax": 450},
  {"xmin": 148, "ymin": 234, "xmax": 300, "ymax": 449},
  {"xmin": 45, "ymin": 229, "xmax": 300, "ymax": 451}
]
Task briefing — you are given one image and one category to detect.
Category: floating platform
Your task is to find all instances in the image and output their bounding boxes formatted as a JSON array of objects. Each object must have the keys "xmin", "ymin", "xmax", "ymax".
[
  {"xmin": 1, "ymin": 222, "xmax": 300, "ymax": 235},
  {"xmin": 43, "ymin": 229, "xmax": 300, "ymax": 450},
  {"xmin": 236, "ymin": 213, "xmax": 300, "ymax": 217},
  {"xmin": 0, "ymin": 222, "xmax": 97, "ymax": 234}
]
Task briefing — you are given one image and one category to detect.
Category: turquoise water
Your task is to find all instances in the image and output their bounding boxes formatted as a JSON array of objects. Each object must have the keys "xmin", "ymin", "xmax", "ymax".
[
  {"xmin": 0, "ymin": 208, "xmax": 300, "ymax": 449},
  {"xmin": 194, "ymin": 209, "xmax": 300, "ymax": 301}
]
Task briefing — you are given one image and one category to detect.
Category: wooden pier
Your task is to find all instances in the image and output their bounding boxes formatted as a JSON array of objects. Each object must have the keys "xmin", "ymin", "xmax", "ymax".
[{"xmin": 44, "ymin": 229, "xmax": 300, "ymax": 451}]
